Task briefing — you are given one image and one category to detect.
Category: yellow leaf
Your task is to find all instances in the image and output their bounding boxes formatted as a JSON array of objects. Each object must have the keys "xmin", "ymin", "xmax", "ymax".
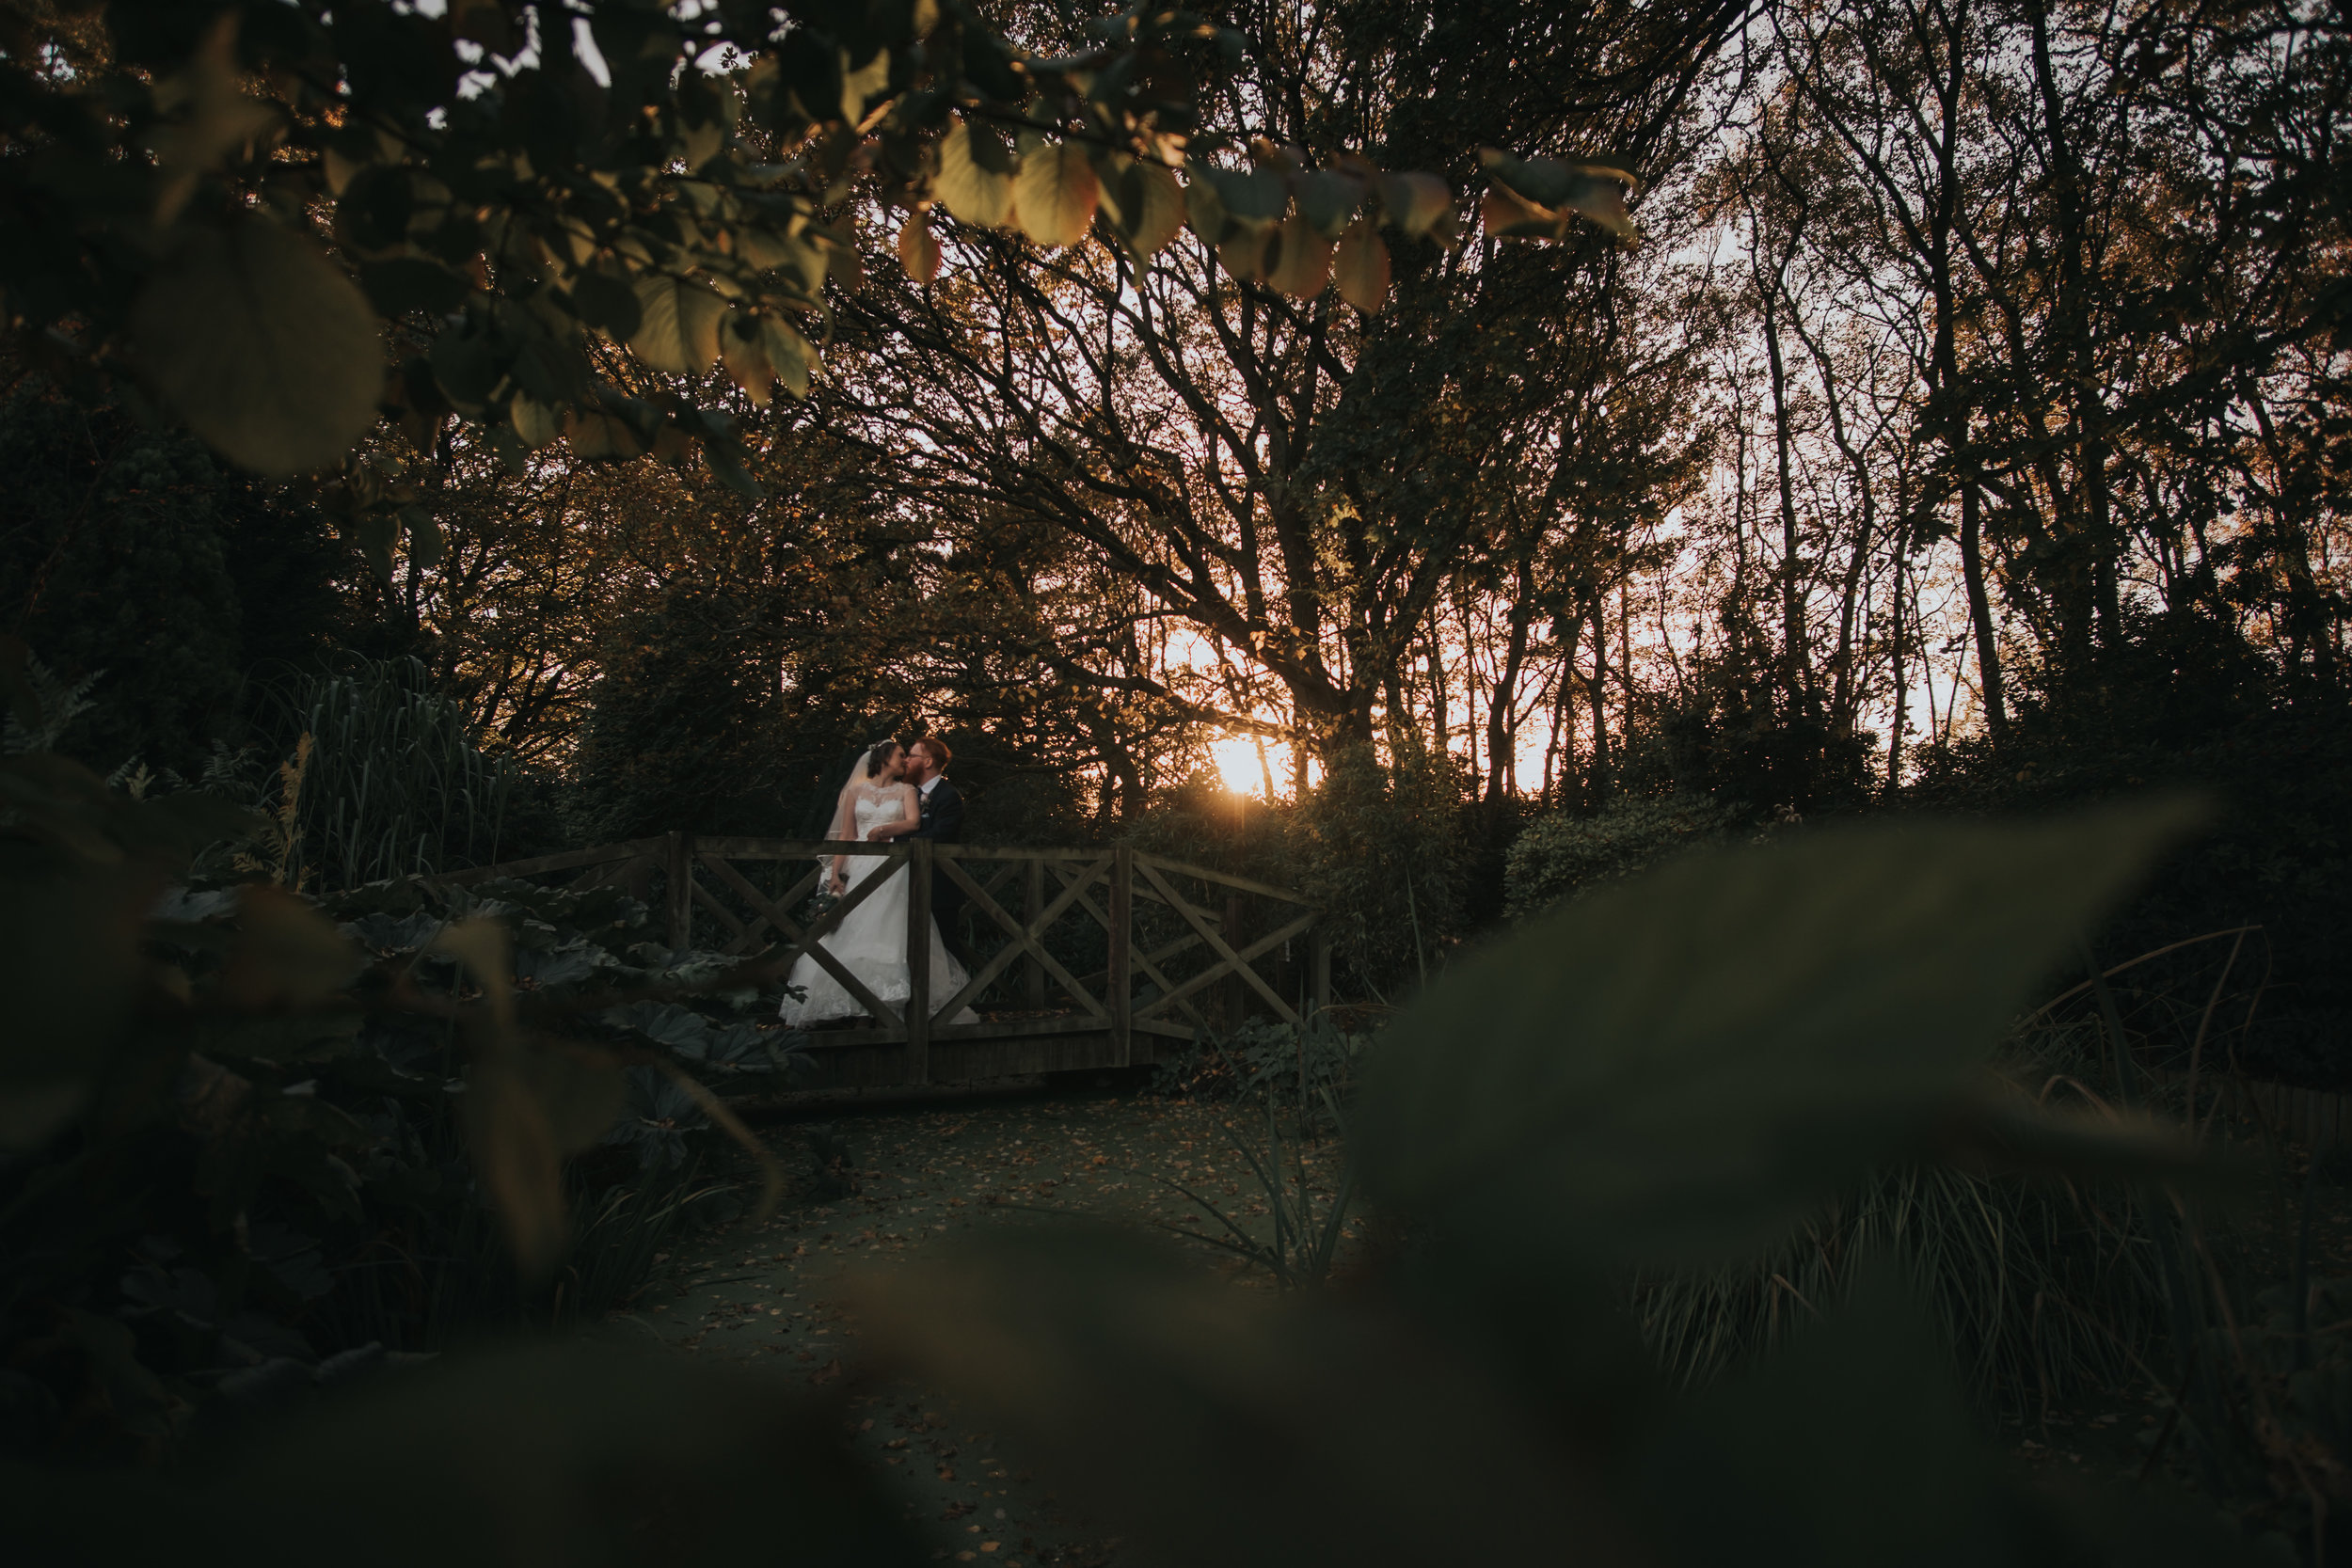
[
  {"xmin": 430, "ymin": 918, "xmax": 514, "ymax": 1035},
  {"xmin": 1015, "ymin": 142, "xmax": 1099, "ymax": 249},
  {"xmin": 1216, "ymin": 227, "xmax": 1270, "ymax": 281},
  {"xmin": 1379, "ymin": 171, "xmax": 1454, "ymax": 240},
  {"xmin": 840, "ymin": 45, "xmax": 893, "ymax": 126},
  {"xmin": 510, "ymin": 391, "xmax": 563, "ymax": 448},
  {"xmin": 1481, "ymin": 182, "xmax": 1565, "ymax": 240},
  {"xmin": 565, "ymin": 404, "xmax": 649, "ymax": 458},
  {"xmin": 218, "ymin": 886, "xmax": 362, "ymax": 1009},
  {"xmin": 721, "ymin": 317, "xmax": 771, "ymax": 404},
  {"xmin": 462, "ymin": 1053, "xmax": 566, "ymax": 1277},
  {"xmin": 898, "ymin": 213, "xmax": 942, "ymax": 284},
  {"xmin": 1333, "ymin": 220, "xmax": 1390, "ymax": 313},
  {"xmin": 1099, "ymin": 159, "xmax": 1185, "ymax": 259},
  {"xmin": 1264, "ymin": 214, "xmax": 1332, "ymax": 299}
]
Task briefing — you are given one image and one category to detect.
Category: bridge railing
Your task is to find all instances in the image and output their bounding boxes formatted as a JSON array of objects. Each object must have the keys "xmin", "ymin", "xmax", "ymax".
[{"xmin": 437, "ymin": 834, "xmax": 1327, "ymax": 1080}]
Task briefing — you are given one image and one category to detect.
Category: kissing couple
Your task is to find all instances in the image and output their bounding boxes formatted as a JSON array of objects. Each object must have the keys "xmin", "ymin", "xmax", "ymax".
[{"xmin": 777, "ymin": 734, "xmax": 979, "ymax": 1027}]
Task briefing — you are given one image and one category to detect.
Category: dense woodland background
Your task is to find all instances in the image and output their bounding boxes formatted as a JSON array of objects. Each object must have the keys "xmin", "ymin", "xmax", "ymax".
[{"xmin": 6, "ymin": 0, "xmax": 2347, "ymax": 1073}]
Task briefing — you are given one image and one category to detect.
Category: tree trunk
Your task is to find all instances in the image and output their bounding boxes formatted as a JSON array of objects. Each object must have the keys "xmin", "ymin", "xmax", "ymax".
[{"xmin": 1959, "ymin": 483, "xmax": 2009, "ymax": 745}]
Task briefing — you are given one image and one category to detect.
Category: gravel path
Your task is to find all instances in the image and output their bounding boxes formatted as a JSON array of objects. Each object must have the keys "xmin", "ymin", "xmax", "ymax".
[{"xmin": 618, "ymin": 1085, "xmax": 1345, "ymax": 1567}]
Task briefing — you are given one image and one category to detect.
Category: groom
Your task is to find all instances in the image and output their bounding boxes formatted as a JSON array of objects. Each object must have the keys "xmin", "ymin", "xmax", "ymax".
[{"xmin": 904, "ymin": 735, "xmax": 970, "ymax": 963}]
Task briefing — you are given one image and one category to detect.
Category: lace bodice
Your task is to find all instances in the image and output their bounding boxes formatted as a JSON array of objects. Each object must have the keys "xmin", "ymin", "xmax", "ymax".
[{"xmin": 853, "ymin": 790, "xmax": 907, "ymax": 837}]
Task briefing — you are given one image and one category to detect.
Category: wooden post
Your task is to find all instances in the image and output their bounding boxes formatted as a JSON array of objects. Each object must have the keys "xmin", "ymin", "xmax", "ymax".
[
  {"xmin": 1025, "ymin": 856, "xmax": 1046, "ymax": 1010},
  {"xmin": 1109, "ymin": 847, "xmax": 1133, "ymax": 1066},
  {"xmin": 908, "ymin": 839, "xmax": 932, "ymax": 1082},
  {"xmin": 1222, "ymin": 893, "xmax": 1246, "ymax": 1028},
  {"xmin": 663, "ymin": 832, "xmax": 692, "ymax": 950},
  {"xmin": 1310, "ymin": 923, "xmax": 1331, "ymax": 1025}
]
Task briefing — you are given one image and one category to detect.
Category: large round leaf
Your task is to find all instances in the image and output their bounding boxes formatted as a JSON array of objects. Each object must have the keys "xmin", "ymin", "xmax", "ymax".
[
  {"xmin": 897, "ymin": 213, "xmax": 941, "ymax": 284},
  {"xmin": 934, "ymin": 117, "xmax": 1014, "ymax": 229},
  {"xmin": 629, "ymin": 275, "xmax": 724, "ymax": 375},
  {"xmin": 1333, "ymin": 220, "xmax": 1391, "ymax": 313},
  {"xmin": 130, "ymin": 216, "xmax": 384, "ymax": 475},
  {"xmin": 1264, "ymin": 214, "xmax": 1332, "ymax": 299},
  {"xmin": 1015, "ymin": 141, "xmax": 1099, "ymax": 248},
  {"xmin": 1099, "ymin": 157, "xmax": 1186, "ymax": 259},
  {"xmin": 1352, "ymin": 800, "xmax": 2202, "ymax": 1269}
]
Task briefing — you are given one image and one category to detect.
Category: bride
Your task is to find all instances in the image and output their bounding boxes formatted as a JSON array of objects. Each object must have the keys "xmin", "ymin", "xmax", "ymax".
[{"xmin": 778, "ymin": 739, "xmax": 977, "ymax": 1027}]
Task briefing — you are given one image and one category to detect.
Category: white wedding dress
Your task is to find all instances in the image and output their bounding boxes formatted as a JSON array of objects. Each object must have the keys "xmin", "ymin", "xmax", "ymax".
[{"xmin": 777, "ymin": 790, "xmax": 978, "ymax": 1027}]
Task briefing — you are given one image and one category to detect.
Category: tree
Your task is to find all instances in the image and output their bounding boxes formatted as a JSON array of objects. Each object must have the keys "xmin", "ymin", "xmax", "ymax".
[
  {"xmin": 827, "ymin": 0, "xmax": 1736, "ymax": 771},
  {"xmin": 0, "ymin": 380, "xmax": 371, "ymax": 775}
]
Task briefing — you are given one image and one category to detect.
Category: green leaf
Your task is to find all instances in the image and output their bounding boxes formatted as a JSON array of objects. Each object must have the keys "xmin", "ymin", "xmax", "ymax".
[
  {"xmin": 359, "ymin": 256, "xmax": 470, "ymax": 318},
  {"xmin": 525, "ymin": 1043, "xmax": 628, "ymax": 1157},
  {"xmin": 758, "ymin": 317, "xmax": 814, "ymax": 399},
  {"xmin": 1184, "ymin": 167, "xmax": 1230, "ymax": 243},
  {"xmin": 962, "ymin": 27, "xmax": 1026, "ymax": 103},
  {"xmin": 1644, "ymin": 1267, "xmax": 2017, "ymax": 1567},
  {"xmin": 1199, "ymin": 165, "xmax": 1288, "ymax": 230},
  {"xmin": 352, "ymin": 505, "xmax": 398, "ymax": 580},
  {"xmin": 0, "ymin": 843, "xmax": 163, "ymax": 1151},
  {"xmin": 1352, "ymin": 800, "xmax": 2204, "ymax": 1269},
  {"xmin": 1015, "ymin": 140, "xmax": 1099, "ymax": 248},
  {"xmin": 628, "ymin": 275, "xmax": 724, "ymax": 375},
  {"xmin": 5, "ymin": 1346, "xmax": 930, "ymax": 1567},
  {"xmin": 568, "ymin": 267, "xmax": 643, "ymax": 340},
  {"xmin": 1217, "ymin": 226, "xmax": 1271, "ymax": 281},
  {"xmin": 432, "ymin": 917, "xmax": 515, "ymax": 1034},
  {"xmin": 130, "ymin": 215, "xmax": 385, "ymax": 476},
  {"xmin": 1294, "ymin": 169, "xmax": 1362, "ymax": 238},
  {"xmin": 403, "ymin": 507, "xmax": 445, "ymax": 570},
  {"xmin": 429, "ymin": 325, "xmax": 499, "ymax": 412}
]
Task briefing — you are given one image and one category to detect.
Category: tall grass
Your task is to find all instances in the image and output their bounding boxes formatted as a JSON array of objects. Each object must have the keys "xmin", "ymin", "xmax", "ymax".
[
  {"xmin": 1146, "ymin": 1095, "xmax": 1357, "ymax": 1291},
  {"xmin": 1630, "ymin": 1156, "xmax": 2167, "ymax": 1416},
  {"xmin": 264, "ymin": 657, "xmax": 512, "ymax": 891}
]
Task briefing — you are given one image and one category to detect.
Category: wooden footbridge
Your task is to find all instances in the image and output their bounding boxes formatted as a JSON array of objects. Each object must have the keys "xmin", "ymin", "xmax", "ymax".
[{"xmin": 443, "ymin": 835, "xmax": 1328, "ymax": 1091}]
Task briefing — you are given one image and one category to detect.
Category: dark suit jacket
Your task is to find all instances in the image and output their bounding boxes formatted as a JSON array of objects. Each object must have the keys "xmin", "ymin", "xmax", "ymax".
[
  {"xmin": 912, "ymin": 776, "xmax": 963, "ymax": 843},
  {"xmin": 912, "ymin": 777, "xmax": 966, "ymax": 927}
]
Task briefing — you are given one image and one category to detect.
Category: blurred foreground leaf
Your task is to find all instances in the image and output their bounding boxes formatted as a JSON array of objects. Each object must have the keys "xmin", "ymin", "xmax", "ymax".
[
  {"xmin": 1355, "ymin": 800, "xmax": 2203, "ymax": 1269},
  {"xmin": 853, "ymin": 1227, "xmax": 1645, "ymax": 1568},
  {"xmin": 129, "ymin": 216, "xmax": 384, "ymax": 476},
  {"xmin": 4, "ymin": 1346, "xmax": 925, "ymax": 1567}
]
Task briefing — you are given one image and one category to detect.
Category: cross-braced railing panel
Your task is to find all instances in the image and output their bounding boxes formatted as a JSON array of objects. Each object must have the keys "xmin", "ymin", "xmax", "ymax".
[{"xmin": 436, "ymin": 833, "xmax": 1329, "ymax": 1084}]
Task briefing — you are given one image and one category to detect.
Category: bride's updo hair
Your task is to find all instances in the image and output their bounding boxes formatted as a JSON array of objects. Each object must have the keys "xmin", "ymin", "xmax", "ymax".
[{"xmin": 864, "ymin": 738, "xmax": 903, "ymax": 781}]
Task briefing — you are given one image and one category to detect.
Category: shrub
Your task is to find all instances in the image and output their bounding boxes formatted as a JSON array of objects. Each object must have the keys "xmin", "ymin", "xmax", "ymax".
[
  {"xmin": 1503, "ymin": 793, "xmax": 1746, "ymax": 919},
  {"xmin": 263, "ymin": 657, "xmax": 516, "ymax": 891}
]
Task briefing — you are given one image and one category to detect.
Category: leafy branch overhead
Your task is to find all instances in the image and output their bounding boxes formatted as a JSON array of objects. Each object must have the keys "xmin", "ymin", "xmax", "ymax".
[{"xmin": 0, "ymin": 0, "xmax": 1639, "ymax": 544}]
